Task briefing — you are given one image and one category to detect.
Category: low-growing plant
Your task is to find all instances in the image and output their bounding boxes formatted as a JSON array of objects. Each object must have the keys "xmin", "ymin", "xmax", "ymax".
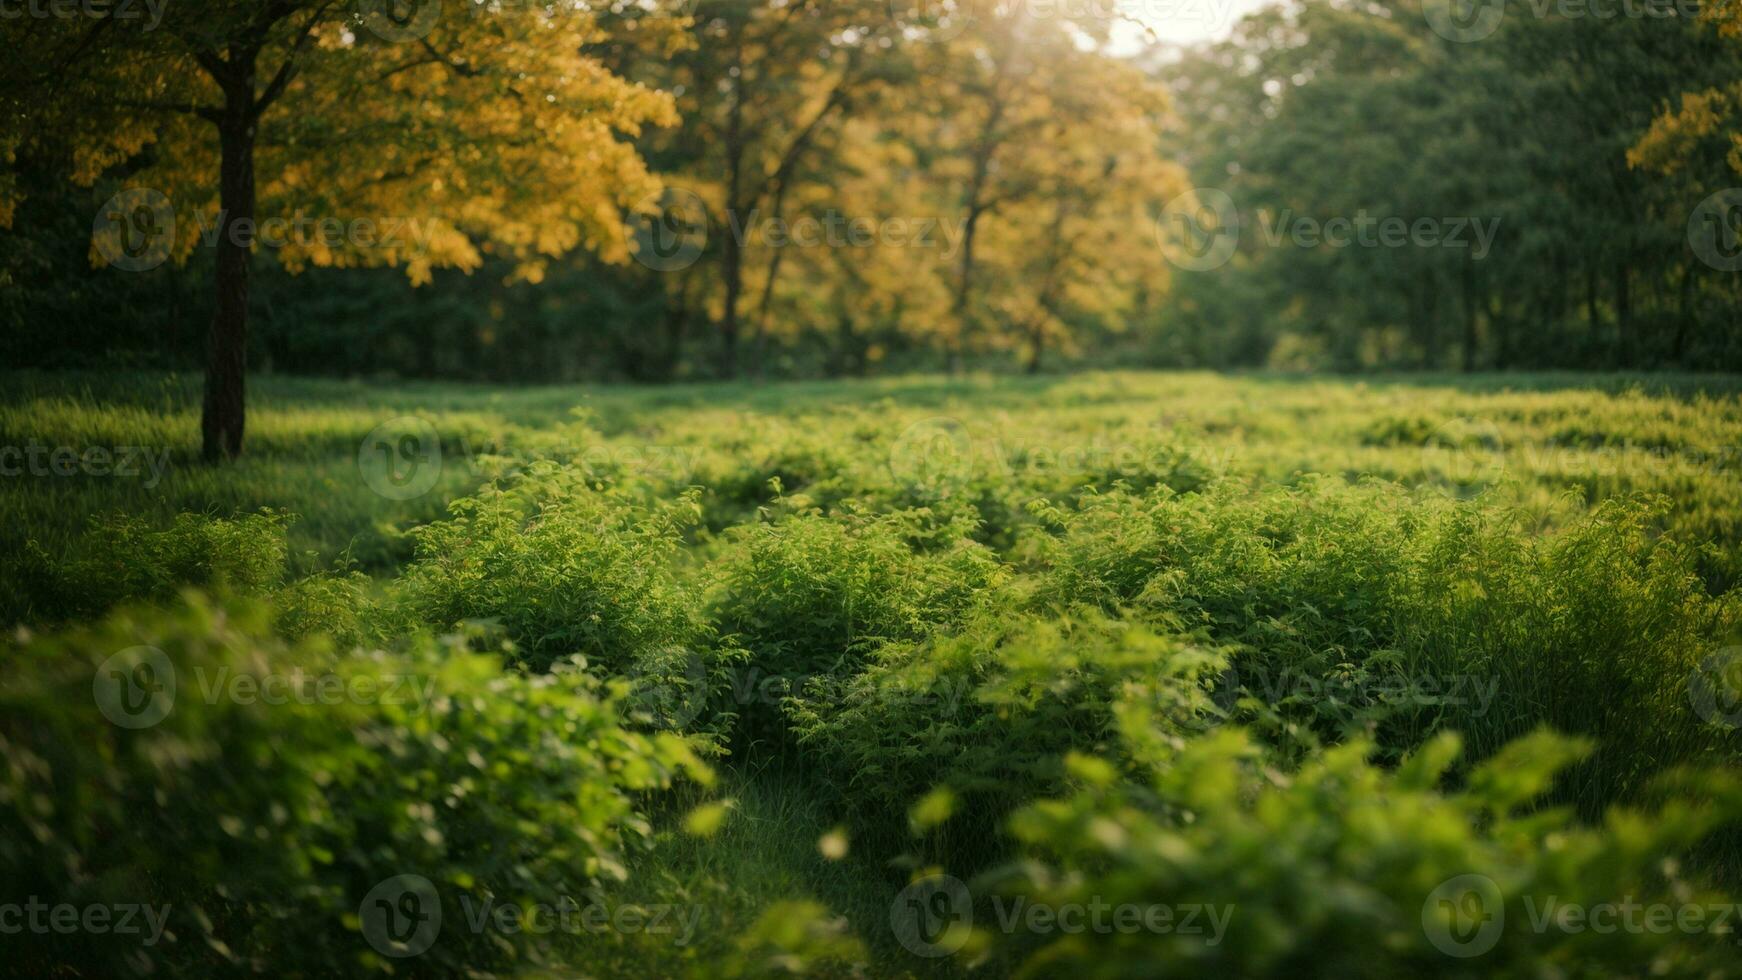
[
  {"xmin": 398, "ymin": 464, "xmax": 709, "ymax": 675},
  {"xmin": 708, "ymin": 509, "xmax": 1007, "ymax": 689},
  {"xmin": 0, "ymin": 593, "xmax": 711, "ymax": 977},
  {"xmin": 983, "ymin": 717, "xmax": 1742, "ymax": 978},
  {"xmin": 0, "ymin": 510, "xmax": 290, "ymax": 626}
]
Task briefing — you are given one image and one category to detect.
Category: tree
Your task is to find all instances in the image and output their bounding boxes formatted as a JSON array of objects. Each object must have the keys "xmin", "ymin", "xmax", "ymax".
[{"xmin": 1, "ymin": 2, "xmax": 688, "ymax": 459}]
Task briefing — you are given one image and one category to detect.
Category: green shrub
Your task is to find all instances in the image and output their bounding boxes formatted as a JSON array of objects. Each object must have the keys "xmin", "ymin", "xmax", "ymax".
[
  {"xmin": 398, "ymin": 465, "xmax": 709, "ymax": 675},
  {"xmin": 708, "ymin": 510, "xmax": 1006, "ymax": 686},
  {"xmin": 787, "ymin": 612, "xmax": 1226, "ymax": 830},
  {"xmin": 1034, "ymin": 482, "xmax": 1742, "ymax": 811},
  {"xmin": 0, "ymin": 593, "xmax": 710, "ymax": 977},
  {"xmin": 984, "ymin": 719, "xmax": 1742, "ymax": 978},
  {"xmin": 0, "ymin": 510, "xmax": 290, "ymax": 626}
]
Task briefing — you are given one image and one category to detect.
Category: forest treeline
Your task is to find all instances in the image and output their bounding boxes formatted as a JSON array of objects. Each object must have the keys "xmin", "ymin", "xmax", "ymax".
[{"xmin": 3, "ymin": 0, "xmax": 1740, "ymax": 383}]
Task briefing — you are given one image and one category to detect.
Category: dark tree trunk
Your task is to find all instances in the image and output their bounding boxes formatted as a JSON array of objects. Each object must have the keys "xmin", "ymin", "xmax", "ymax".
[
  {"xmin": 203, "ymin": 107, "xmax": 257, "ymax": 461},
  {"xmin": 1614, "ymin": 261, "xmax": 1633, "ymax": 368},
  {"xmin": 1460, "ymin": 258, "xmax": 1478, "ymax": 373},
  {"xmin": 1024, "ymin": 331, "xmax": 1043, "ymax": 375}
]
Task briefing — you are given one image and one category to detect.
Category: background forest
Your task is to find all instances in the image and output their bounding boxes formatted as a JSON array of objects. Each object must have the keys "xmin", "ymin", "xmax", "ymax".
[{"xmin": 5, "ymin": 0, "xmax": 1741, "ymax": 382}]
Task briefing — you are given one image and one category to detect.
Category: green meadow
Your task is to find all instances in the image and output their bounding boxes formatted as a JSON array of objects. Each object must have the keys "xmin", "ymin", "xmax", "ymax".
[{"xmin": 4, "ymin": 370, "xmax": 1742, "ymax": 977}]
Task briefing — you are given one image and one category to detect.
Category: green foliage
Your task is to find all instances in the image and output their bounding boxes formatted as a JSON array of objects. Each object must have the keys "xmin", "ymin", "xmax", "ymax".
[
  {"xmin": 708, "ymin": 509, "xmax": 1007, "ymax": 684},
  {"xmin": 1036, "ymin": 482, "xmax": 1742, "ymax": 808},
  {"xmin": 993, "ymin": 719, "xmax": 1742, "ymax": 978},
  {"xmin": 788, "ymin": 612, "xmax": 1226, "ymax": 824},
  {"xmin": 0, "ymin": 593, "xmax": 710, "ymax": 977},
  {"xmin": 3, "ymin": 371, "xmax": 1741, "ymax": 977},
  {"xmin": 399, "ymin": 465, "xmax": 709, "ymax": 675},
  {"xmin": 1, "ymin": 510, "xmax": 288, "ymax": 625}
]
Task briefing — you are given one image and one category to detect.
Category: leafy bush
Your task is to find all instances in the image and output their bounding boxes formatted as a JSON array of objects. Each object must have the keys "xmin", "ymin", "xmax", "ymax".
[
  {"xmin": 787, "ymin": 612, "xmax": 1226, "ymax": 827},
  {"xmin": 987, "ymin": 719, "xmax": 1742, "ymax": 978},
  {"xmin": 398, "ymin": 465, "xmax": 709, "ymax": 675},
  {"xmin": 708, "ymin": 510, "xmax": 1006, "ymax": 686},
  {"xmin": 0, "ymin": 510, "xmax": 289, "ymax": 626},
  {"xmin": 1034, "ymin": 482, "xmax": 1742, "ymax": 810},
  {"xmin": 0, "ymin": 594, "xmax": 710, "ymax": 977}
]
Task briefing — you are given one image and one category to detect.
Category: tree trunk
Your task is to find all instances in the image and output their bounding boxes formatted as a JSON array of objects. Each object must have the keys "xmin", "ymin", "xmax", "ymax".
[
  {"xmin": 203, "ymin": 111, "xmax": 257, "ymax": 462},
  {"xmin": 1614, "ymin": 261, "xmax": 1633, "ymax": 368},
  {"xmin": 718, "ymin": 42, "xmax": 747, "ymax": 379},
  {"xmin": 1460, "ymin": 257, "xmax": 1478, "ymax": 373}
]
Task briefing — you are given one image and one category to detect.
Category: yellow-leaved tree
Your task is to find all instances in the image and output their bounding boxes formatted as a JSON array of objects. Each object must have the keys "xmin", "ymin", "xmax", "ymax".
[{"xmin": 0, "ymin": 2, "xmax": 689, "ymax": 459}]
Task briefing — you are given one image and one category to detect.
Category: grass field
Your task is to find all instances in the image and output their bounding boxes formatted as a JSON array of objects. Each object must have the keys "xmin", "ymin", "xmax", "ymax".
[{"xmin": 4, "ymin": 370, "xmax": 1742, "ymax": 977}]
